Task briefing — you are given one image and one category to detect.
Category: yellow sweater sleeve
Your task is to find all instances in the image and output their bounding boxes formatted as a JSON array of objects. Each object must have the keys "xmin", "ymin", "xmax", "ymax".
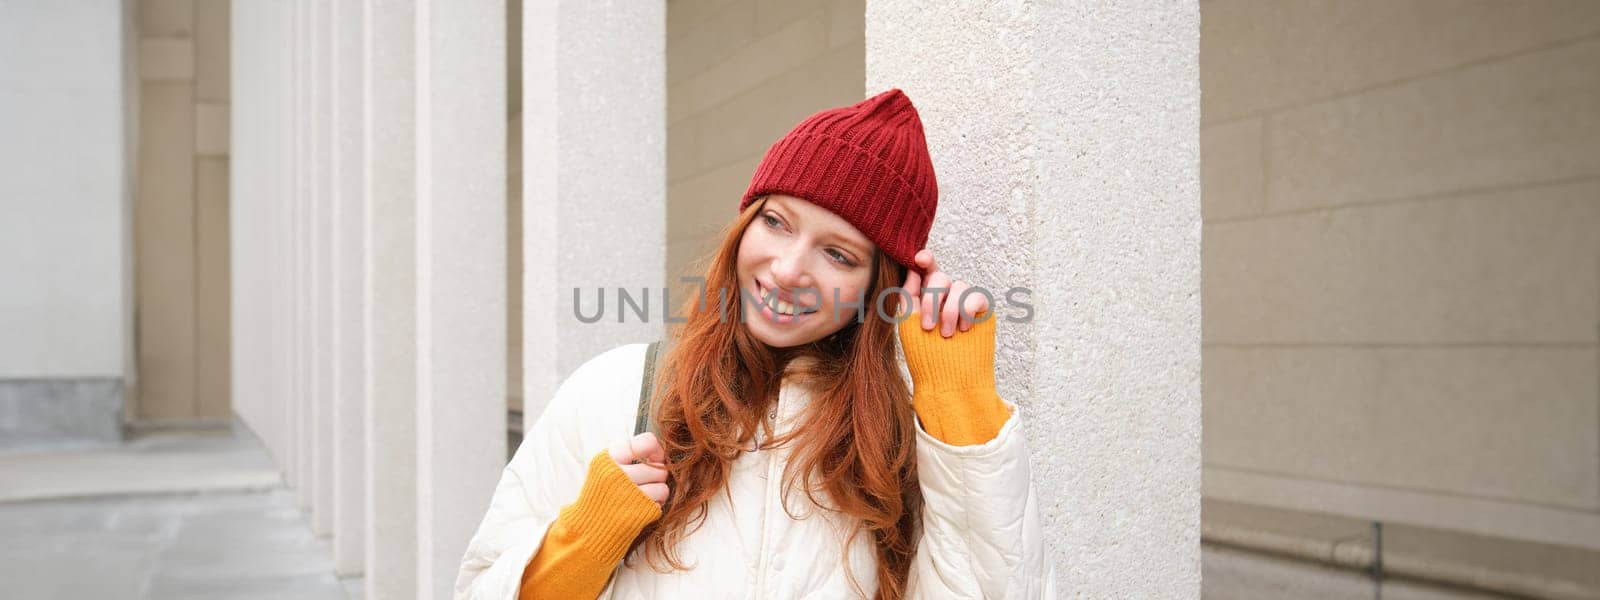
[
  {"xmin": 897, "ymin": 312, "xmax": 1013, "ymax": 446},
  {"xmin": 519, "ymin": 450, "xmax": 663, "ymax": 599}
]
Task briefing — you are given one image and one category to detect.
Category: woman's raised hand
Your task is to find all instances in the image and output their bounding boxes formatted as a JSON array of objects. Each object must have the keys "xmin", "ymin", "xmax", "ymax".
[
  {"xmin": 608, "ymin": 432, "xmax": 670, "ymax": 506},
  {"xmin": 901, "ymin": 248, "xmax": 991, "ymax": 338}
]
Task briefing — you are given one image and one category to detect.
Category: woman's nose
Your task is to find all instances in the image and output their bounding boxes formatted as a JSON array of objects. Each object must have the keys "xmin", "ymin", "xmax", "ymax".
[{"xmin": 769, "ymin": 251, "xmax": 809, "ymax": 289}]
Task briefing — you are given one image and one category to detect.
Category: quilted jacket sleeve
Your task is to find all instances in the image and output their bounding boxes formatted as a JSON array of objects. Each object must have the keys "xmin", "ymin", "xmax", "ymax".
[
  {"xmin": 898, "ymin": 316, "xmax": 1056, "ymax": 598},
  {"xmin": 907, "ymin": 405, "xmax": 1056, "ymax": 598},
  {"xmin": 453, "ymin": 344, "xmax": 649, "ymax": 600}
]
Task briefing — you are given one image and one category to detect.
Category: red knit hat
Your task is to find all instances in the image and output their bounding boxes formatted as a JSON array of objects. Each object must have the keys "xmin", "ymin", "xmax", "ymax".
[{"xmin": 740, "ymin": 88, "xmax": 938, "ymax": 270}]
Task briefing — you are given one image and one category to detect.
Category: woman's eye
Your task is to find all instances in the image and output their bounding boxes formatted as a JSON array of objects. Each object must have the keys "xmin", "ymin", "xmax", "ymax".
[
  {"xmin": 762, "ymin": 214, "xmax": 782, "ymax": 228},
  {"xmin": 826, "ymin": 249, "xmax": 855, "ymax": 266}
]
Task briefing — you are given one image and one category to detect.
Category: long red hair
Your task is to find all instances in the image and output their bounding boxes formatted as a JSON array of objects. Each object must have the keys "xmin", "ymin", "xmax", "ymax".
[{"xmin": 627, "ymin": 196, "xmax": 922, "ymax": 599}]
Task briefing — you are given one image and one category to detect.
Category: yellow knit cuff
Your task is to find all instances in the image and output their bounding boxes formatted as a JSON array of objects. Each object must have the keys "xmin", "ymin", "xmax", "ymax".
[
  {"xmin": 897, "ymin": 311, "xmax": 998, "ymax": 393},
  {"xmin": 897, "ymin": 312, "xmax": 1012, "ymax": 445},
  {"xmin": 555, "ymin": 451, "xmax": 664, "ymax": 559},
  {"xmin": 522, "ymin": 451, "xmax": 662, "ymax": 599},
  {"xmin": 912, "ymin": 388, "xmax": 1012, "ymax": 446}
]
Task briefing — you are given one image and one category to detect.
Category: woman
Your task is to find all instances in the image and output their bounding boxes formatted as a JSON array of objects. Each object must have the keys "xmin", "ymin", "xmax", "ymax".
[{"xmin": 455, "ymin": 89, "xmax": 1052, "ymax": 599}]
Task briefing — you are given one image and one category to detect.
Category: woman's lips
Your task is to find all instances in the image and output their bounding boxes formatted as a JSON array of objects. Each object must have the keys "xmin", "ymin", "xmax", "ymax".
[
  {"xmin": 758, "ymin": 280, "xmax": 797, "ymax": 304},
  {"xmin": 753, "ymin": 282, "xmax": 815, "ymax": 324}
]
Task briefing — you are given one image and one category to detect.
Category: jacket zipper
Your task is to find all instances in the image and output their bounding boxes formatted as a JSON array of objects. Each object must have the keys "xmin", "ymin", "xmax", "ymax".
[{"xmin": 752, "ymin": 386, "xmax": 784, "ymax": 598}]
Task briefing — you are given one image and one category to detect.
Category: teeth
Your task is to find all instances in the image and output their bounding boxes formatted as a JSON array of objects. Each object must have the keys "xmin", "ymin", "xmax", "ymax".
[{"xmin": 760, "ymin": 284, "xmax": 814, "ymax": 316}]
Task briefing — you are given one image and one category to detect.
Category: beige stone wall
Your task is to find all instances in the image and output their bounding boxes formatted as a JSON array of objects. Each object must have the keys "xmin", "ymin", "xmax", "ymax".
[
  {"xmin": 665, "ymin": 0, "xmax": 865, "ymax": 300},
  {"xmin": 134, "ymin": 0, "xmax": 231, "ymax": 420},
  {"xmin": 1200, "ymin": 0, "xmax": 1600, "ymax": 549}
]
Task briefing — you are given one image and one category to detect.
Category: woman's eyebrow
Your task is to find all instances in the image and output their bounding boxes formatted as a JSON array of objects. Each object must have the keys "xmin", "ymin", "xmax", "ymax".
[
  {"xmin": 773, "ymin": 202, "xmax": 868, "ymax": 256},
  {"xmin": 822, "ymin": 231, "xmax": 870, "ymax": 256}
]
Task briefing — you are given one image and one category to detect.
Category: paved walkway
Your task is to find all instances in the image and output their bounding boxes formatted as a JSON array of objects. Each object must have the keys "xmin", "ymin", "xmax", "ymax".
[
  {"xmin": 2, "ymin": 423, "xmax": 1527, "ymax": 599},
  {"xmin": 0, "ymin": 425, "xmax": 356, "ymax": 600},
  {"xmin": 1204, "ymin": 498, "xmax": 1597, "ymax": 599},
  {"xmin": 1205, "ymin": 544, "xmax": 1506, "ymax": 600}
]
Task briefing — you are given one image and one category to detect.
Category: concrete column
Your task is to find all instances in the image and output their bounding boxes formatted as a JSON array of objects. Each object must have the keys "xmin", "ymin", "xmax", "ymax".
[
  {"xmin": 229, "ymin": 0, "xmax": 257, "ymax": 457},
  {"xmin": 521, "ymin": 0, "xmax": 664, "ymax": 427},
  {"xmin": 254, "ymin": 0, "xmax": 297, "ymax": 486},
  {"xmin": 310, "ymin": 0, "xmax": 335, "ymax": 538},
  {"xmin": 289, "ymin": 0, "xmax": 309, "ymax": 499},
  {"xmin": 276, "ymin": 0, "xmax": 295, "ymax": 490},
  {"xmin": 297, "ymin": 0, "xmax": 315, "ymax": 514},
  {"xmin": 364, "ymin": 0, "xmax": 420, "ymax": 596},
  {"xmin": 866, "ymin": 2, "xmax": 1202, "ymax": 596},
  {"xmin": 414, "ymin": 1, "xmax": 506, "ymax": 597},
  {"xmin": 301, "ymin": 0, "xmax": 316, "ymax": 514},
  {"xmin": 332, "ymin": 0, "xmax": 368, "ymax": 578},
  {"xmin": 232, "ymin": 0, "xmax": 296, "ymax": 470},
  {"xmin": 0, "ymin": 0, "xmax": 131, "ymax": 441},
  {"xmin": 286, "ymin": 0, "xmax": 303, "ymax": 490}
]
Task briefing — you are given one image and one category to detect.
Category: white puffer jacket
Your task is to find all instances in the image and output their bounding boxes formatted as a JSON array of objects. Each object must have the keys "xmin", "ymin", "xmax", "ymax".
[{"xmin": 454, "ymin": 343, "xmax": 1055, "ymax": 599}]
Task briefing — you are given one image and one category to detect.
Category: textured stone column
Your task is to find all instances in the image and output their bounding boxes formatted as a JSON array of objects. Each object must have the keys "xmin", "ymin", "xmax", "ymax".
[
  {"xmin": 274, "ymin": 0, "xmax": 301, "ymax": 492},
  {"xmin": 521, "ymin": 0, "xmax": 664, "ymax": 428},
  {"xmin": 414, "ymin": 1, "xmax": 506, "ymax": 597},
  {"xmin": 867, "ymin": 2, "xmax": 1202, "ymax": 595},
  {"xmin": 229, "ymin": 0, "xmax": 258, "ymax": 452},
  {"xmin": 231, "ymin": 0, "xmax": 298, "ymax": 476},
  {"xmin": 292, "ymin": 0, "xmax": 312, "ymax": 503},
  {"xmin": 331, "ymin": 0, "xmax": 368, "ymax": 577},
  {"xmin": 364, "ymin": 0, "xmax": 420, "ymax": 596},
  {"xmin": 310, "ymin": 0, "xmax": 335, "ymax": 538},
  {"xmin": 0, "ymin": 0, "xmax": 131, "ymax": 444}
]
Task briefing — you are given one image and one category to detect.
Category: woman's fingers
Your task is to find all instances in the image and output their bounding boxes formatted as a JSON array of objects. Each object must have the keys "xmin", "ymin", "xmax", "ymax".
[
  {"xmin": 900, "ymin": 267, "xmax": 922, "ymax": 318},
  {"xmin": 922, "ymin": 270, "xmax": 952, "ymax": 330},
  {"xmin": 914, "ymin": 248, "xmax": 939, "ymax": 275},
  {"xmin": 605, "ymin": 434, "xmax": 671, "ymax": 505},
  {"xmin": 942, "ymin": 281, "xmax": 969, "ymax": 337},
  {"xmin": 631, "ymin": 432, "xmax": 665, "ymax": 464},
  {"xmin": 959, "ymin": 284, "xmax": 990, "ymax": 332},
  {"xmin": 608, "ymin": 432, "xmax": 666, "ymax": 467},
  {"xmin": 638, "ymin": 482, "xmax": 671, "ymax": 505},
  {"xmin": 607, "ymin": 439, "xmax": 634, "ymax": 465},
  {"xmin": 619, "ymin": 462, "xmax": 669, "ymax": 485},
  {"xmin": 910, "ymin": 248, "xmax": 934, "ymax": 322},
  {"xmin": 907, "ymin": 248, "xmax": 989, "ymax": 335}
]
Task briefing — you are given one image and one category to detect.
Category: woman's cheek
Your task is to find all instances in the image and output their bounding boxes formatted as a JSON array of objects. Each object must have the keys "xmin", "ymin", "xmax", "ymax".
[{"xmin": 832, "ymin": 286, "xmax": 868, "ymax": 320}]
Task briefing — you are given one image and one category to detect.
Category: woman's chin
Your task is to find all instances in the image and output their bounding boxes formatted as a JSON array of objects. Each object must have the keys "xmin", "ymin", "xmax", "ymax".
[
  {"xmin": 746, "ymin": 312, "xmax": 842, "ymax": 348},
  {"xmin": 746, "ymin": 321, "xmax": 813, "ymax": 348}
]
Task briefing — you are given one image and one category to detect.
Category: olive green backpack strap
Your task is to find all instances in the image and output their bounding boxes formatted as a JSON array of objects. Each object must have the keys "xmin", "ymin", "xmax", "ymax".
[{"xmin": 633, "ymin": 340, "xmax": 663, "ymax": 437}]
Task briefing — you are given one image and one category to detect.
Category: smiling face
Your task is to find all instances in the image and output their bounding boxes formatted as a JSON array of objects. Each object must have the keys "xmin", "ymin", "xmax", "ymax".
[{"xmin": 736, "ymin": 194, "xmax": 877, "ymax": 348}]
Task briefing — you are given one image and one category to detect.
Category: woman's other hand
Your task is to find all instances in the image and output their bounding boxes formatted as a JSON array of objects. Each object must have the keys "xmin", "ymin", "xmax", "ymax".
[
  {"xmin": 608, "ymin": 432, "xmax": 670, "ymax": 506},
  {"xmin": 901, "ymin": 248, "xmax": 990, "ymax": 337}
]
